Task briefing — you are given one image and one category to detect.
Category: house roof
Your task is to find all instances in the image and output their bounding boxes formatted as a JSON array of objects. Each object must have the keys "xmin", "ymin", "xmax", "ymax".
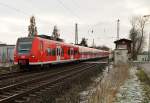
[
  {"xmin": 0, "ymin": 41, "xmax": 6, "ymax": 46},
  {"xmin": 0, "ymin": 41, "xmax": 15, "ymax": 46}
]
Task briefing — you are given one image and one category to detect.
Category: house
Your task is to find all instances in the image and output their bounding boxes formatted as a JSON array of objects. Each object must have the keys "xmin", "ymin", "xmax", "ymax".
[{"xmin": 0, "ymin": 42, "xmax": 15, "ymax": 64}]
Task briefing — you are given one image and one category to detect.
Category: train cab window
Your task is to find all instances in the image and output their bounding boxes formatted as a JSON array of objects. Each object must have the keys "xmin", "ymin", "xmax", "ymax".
[{"xmin": 17, "ymin": 37, "xmax": 33, "ymax": 54}]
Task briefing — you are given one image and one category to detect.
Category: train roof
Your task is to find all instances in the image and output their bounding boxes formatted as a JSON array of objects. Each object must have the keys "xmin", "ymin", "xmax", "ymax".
[
  {"xmin": 17, "ymin": 35, "xmax": 109, "ymax": 52},
  {"xmin": 38, "ymin": 35, "xmax": 64, "ymax": 42},
  {"xmin": 36, "ymin": 36, "xmax": 109, "ymax": 52}
]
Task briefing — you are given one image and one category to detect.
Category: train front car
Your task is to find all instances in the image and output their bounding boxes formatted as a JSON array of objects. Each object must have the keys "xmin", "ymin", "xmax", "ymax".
[{"xmin": 14, "ymin": 37, "xmax": 35, "ymax": 68}]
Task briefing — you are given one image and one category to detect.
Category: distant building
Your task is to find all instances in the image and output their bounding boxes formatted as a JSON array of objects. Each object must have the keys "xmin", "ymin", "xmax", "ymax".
[
  {"xmin": 114, "ymin": 38, "xmax": 132, "ymax": 64},
  {"xmin": 137, "ymin": 52, "xmax": 148, "ymax": 61},
  {"xmin": 0, "ymin": 42, "xmax": 15, "ymax": 64}
]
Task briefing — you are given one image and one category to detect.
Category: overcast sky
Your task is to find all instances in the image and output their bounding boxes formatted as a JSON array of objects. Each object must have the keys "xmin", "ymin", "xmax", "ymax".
[{"xmin": 0, "ymin": 0, "xmax": 150, "ymax": 49}]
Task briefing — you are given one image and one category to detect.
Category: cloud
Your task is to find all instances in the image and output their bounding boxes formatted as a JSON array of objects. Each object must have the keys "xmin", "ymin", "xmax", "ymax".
[{"xmin": 0, "ymin": 0, "xmax": 149, "ymax": 49}]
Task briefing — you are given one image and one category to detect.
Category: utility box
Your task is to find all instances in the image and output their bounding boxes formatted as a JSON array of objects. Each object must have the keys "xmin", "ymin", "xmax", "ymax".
[{"xmin": 114, "ymin": 38, "xmax": 132, "ymax": 64}]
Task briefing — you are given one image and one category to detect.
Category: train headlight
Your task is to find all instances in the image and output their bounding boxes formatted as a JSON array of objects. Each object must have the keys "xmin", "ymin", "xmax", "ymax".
[{"xmin": 31, "ymin": 55, "xmax": 35, "ymax": 58}]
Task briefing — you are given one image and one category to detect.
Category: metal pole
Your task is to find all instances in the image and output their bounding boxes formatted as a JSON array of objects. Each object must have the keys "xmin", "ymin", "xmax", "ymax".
[
  {"xmin": 117, "ymin": 19, "xmax": 120, "ymax": 40},
  {"xmin": 75, "ymin": 23, "xmax": 78, "ymax": 44},
  {"xmin": 148, "ymin": 33, "xmax": 150, "ymax": 61},
  {"xmin": 92, "ymin": 38, "xmax": 94, "ymax": 47}
]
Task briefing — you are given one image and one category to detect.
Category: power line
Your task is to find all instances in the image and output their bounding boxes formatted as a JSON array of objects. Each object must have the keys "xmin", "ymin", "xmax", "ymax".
[
  {"xmin": 0, "ymin": 1, "xmax": 54, "ymax": 26},
  {"xmin": 0, "ymin": 2, "xmax": 29, "ymax": 16},
  {"xmin": 56, "ymin": 0, "xmax": 81, "ymax": 21},
  {"xmin": 69, "ymin": 0, "xmax": 81, "ymax": 10}
]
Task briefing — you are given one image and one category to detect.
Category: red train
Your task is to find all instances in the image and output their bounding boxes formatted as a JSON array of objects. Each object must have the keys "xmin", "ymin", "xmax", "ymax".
[{"xmin": 14, "ymin": 35, "xmax": 109, "ymax": 68}]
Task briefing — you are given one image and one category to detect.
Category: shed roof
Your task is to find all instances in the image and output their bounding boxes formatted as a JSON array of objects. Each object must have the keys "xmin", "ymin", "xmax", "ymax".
[{"xmin": 114, "ymin": 38, "xmax": 132, "ymax": 44}]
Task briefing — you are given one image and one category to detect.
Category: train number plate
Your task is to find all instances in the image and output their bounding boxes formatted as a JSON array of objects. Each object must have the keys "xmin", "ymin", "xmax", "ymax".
[{"xmin": 19, "ymin": 60, "xmax": 27, "ymax": 65}]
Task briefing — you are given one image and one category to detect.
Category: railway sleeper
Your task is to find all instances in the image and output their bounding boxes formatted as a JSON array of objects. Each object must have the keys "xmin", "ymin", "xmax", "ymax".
[
  {"xmin": 40, "ymin": 89, "xmax": 47, "ymax": 92},
  {"xmin": 14, "ymin": 99, "xmax": 26, "ymax": 103},
  {"xmin": 0, "ymin": 95, "xmax": 8, "ymax": 99},
  {"xmin": 29, "ymin": 94, "xmax": 37, "ymax": 97},
  {"xmin": 3, "ymin": 92, "xmax": 13, "ymax": 96},
  {"xmin": 35, "ymin": 91, "xmax": 42, "ymax": 94},
  {"xmin": 22, "ymin": 96, "xmax": 30, "ymax": 102}
]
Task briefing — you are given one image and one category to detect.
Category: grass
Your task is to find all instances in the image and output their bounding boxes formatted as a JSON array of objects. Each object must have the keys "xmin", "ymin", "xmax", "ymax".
[
  {"xmin": 0, "ymin": 64, "xmax": 19, "ymax": 75},
  {"xmin": 136, "ymin": 69, "xmax": 150, "ymax": 103},
  {"xmin": 136, "ymin": 69, "xmax": 150, "ymax": 84}
]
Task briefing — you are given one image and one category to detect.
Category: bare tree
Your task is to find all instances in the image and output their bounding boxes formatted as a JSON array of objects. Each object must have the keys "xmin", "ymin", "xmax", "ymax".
[
  {"xmin": 28, "ymin": 16, "xmax": 38, "ymax": 37},
  {"xmin": 129, "ymin": 16, "xmax": 148, "ymax": 60},
  {"xmin": 95, "ymin": 45, "xmax": 110, "ymax": 51},
  {"xmin": 79, "ymin": 38, "xmax": 88, "ymax": 47}
]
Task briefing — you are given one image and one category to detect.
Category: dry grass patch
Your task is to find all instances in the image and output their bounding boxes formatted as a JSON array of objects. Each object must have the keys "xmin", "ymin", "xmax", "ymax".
[
  {"xmin": 89, "ymin": 63, "xmax": 129, "ymax": 103},
  {"xmin": 136, "ymin": 69, "xmax": 150, "ymax": 102}
]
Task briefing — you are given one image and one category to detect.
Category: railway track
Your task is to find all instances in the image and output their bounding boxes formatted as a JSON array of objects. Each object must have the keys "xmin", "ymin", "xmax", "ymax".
[
  {"xmin": 0, "ymin": 58, "xmax": 108, "ymax": 81},
  {"xmin": 0, "ymin": 63, "xmax": 82, "ymax": 88},
  {"xmin": 0, "ymin": 63, "xmax": 99, "ymax": 103},
  {"xmin": 0, "ymin": 63, "xmax": 76, "ymax": 80}
]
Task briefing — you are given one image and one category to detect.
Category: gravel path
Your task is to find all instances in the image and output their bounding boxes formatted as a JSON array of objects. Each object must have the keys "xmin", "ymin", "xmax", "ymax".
[{"xmin": 114, "ymin": 67, "xmax": 145, "ymax": 103}]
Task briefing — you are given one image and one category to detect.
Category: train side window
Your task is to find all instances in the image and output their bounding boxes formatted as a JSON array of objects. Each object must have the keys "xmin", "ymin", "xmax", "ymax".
[
  {"xmin": 74, "ymin": 50, "xmax": 76, "ymax": 55},
  {"xmin": 68, "ymin": 49, "xmax": 70, "ymax": 55},
  {"xmin": 71, "ymin": 49, "xmax": 73, "ymax": 55},
  {"xmin": 40, "ymin": 41, "xmax": 43, "ymax": 50},
  {"xmin": 58, "ymin": 48, "xmax": 61, "ymax": 56},
  {"xmin": 70, "ymin": 49, "xmax": 72, "ymax": 55},
  {"xmin": 74, "ymin": 50, "xmax": 77, "ymax": 55},
  {"xmin": 56, "ymin": 48, "xmax": 60, "ymax": 56},
  {"xmin": 47, "ymin": 48, "xmax": 51, "ymax": 56},
  {"xmin": 61, "ymin": 49, "xmax": 64, "ymax": 56},
  {"xmin": 56, "ymin": 48, "xmax": 58, "ymax": 56},
  {"xmin": 52, "ymin": 48, "xmax": 56, "ymax": 56}
]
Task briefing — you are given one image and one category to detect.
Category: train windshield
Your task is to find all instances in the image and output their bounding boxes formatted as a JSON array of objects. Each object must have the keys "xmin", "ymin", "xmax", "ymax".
[{"xmin": 17, "ymin": 39, "xmax": 33, "ymax": 54}]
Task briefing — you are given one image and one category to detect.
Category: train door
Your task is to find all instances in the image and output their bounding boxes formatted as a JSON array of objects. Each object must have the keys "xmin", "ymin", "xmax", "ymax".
[
  {"xmin": 40, "ymin": 41, "xmax": 44, "ymax": 62},
  {"xmin": 70, "ymin": 48, "xmax": 74, "ymax": 60},
  {"xmin": 56, "ymin": 45, "xmax": 61, "ymax": 61}
]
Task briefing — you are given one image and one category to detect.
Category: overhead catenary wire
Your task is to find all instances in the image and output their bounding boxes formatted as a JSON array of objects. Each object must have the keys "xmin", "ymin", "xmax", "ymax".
[
  {"xmin": 0, "ymin": 1, "xmax": 54, "ymax": 26},
  {"xmin": 0, "ymin": 2, "xmax": 29, "ymax": 16},
  {"xmin": 56, "ymin": 0, "xmax": 81, "ymax": 21},
  {"xmin": 69, "ymin": 0, "xmax": 81, "ymax": 11}
]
